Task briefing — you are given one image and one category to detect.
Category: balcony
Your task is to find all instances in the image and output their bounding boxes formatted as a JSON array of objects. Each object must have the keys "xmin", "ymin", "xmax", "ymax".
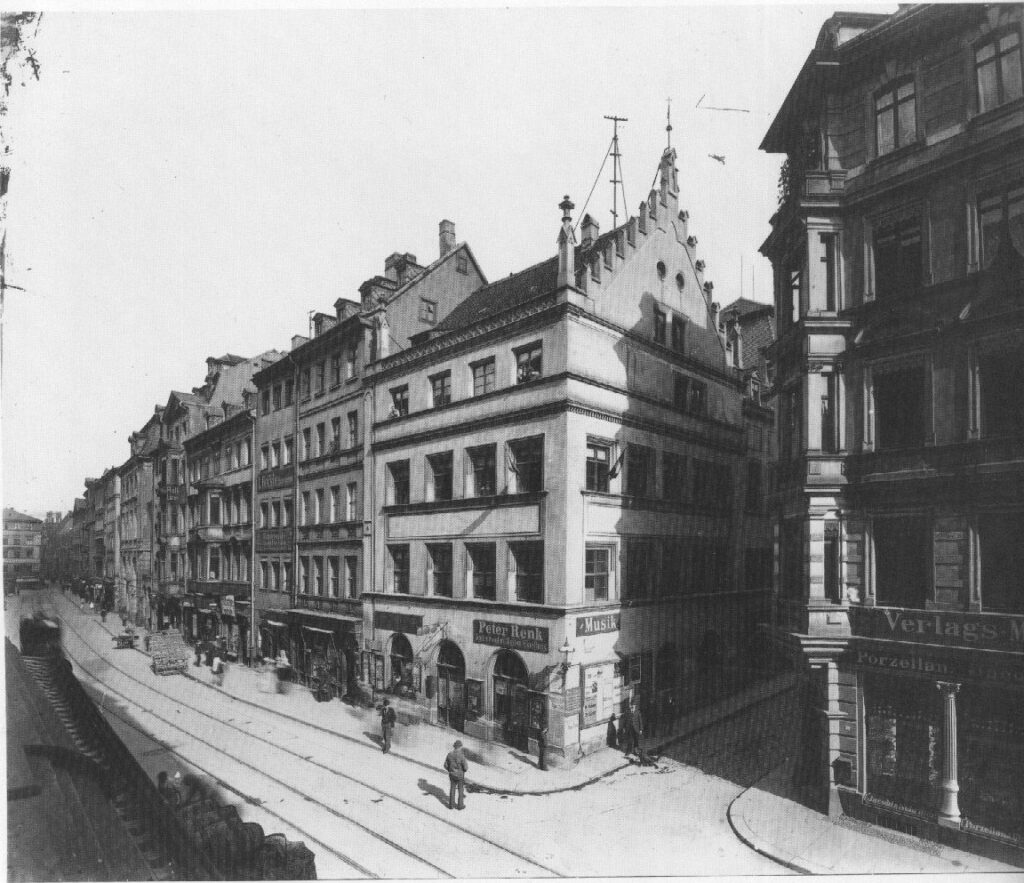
[
  {"xmin": 189, "ymin": 525, "xmax": 224, "ymax": 543},
  {"xmin": 297, "ymin": 520, "xmax": 361, "ymax": 542},
  {"xmin": 255, "ymin": 527, "xmax": 291, "ymax": 553},
  {"xmin": 258, "ymin": 467, "xmax": 293, "ymax": 493},
  {"xmin": 221, "ymin": 522, "xmax": 253, "ymax": 542},
  {"xmin": 187, "ymin": 578, "xmax": 249, "ymax": 597},
  {"xmin": 846, "ymin": 436, "xmax": 1024, "ymax": 482}
]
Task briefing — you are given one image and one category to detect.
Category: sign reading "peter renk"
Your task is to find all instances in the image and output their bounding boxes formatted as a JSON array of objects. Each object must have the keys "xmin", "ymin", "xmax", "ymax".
[{"xmin": 473, "ymin": 620, "xmax": 548, "ymax": 654}]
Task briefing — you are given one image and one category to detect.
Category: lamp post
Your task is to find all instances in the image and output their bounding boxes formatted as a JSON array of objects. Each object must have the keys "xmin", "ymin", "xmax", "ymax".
[{"xmin": 559, "ymin": 637, "xmax": 574, "ymax": 689}]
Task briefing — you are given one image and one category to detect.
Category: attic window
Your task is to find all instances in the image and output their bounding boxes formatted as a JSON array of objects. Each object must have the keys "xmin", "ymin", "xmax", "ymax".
[
  {"xmin": 675, "ymin": 272, "xmax": 685, "ymax": 291},
  {"xmin": 456, "ymin": 252, "xmax": 469, "ymax": 275},
  {"xmin": 657, "ymin": 261, "xmax": 667, "ymax": 279}
]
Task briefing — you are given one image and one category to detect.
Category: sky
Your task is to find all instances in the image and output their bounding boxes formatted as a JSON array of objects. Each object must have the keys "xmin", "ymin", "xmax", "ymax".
[{"xmin": 2, "ymin": 2, "xmax": 896, "ymax": 516}]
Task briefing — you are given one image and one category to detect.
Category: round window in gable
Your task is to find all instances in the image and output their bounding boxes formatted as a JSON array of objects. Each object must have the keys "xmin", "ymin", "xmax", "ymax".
[
  {"xmin": 675, "ymin": 272, "xmax": 685, "ymax": 290},
  {"xmin": 656, "ymin": 261, "xmax": 666, "ymax": 279}
]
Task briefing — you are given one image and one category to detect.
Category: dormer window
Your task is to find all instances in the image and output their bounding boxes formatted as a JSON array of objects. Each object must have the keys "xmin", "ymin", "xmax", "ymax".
[{"xmin": 875, "ymin": 79, "xmax": 916, "ymax": 156}]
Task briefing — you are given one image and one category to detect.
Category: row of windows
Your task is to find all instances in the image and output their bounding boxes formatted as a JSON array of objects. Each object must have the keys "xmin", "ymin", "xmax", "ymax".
[
  {"xmin": 192, "ymin": 546, "xmax": 249, "ymax": 582},
  {"xmin": 294, "ymin": 554, "xmax": 360, "ymax": 598},
  {"xmin": 298, "ymin": 483, "xmax": 359, "ymax": 525},
  {"xmin": 386, "ymin": 436, "xmax": 543, "ymax": 505},
  {"xmin": 388, "ymin": 342, "xmax": 543, "ymax": 418},
  {"xmin": 652, "ymin": 304, "xmax": 687, "ymax": 354},
  {"xmin": 259, "ymin": 346, "xmax": 360, "ymax": 415},
  {"xmin": 258, "ymin": 411, "xmax": 361, "ymax": 472},
  {"xmin": 871, "ymin": 31, "xmax": 1022, "ymax": 161},
  {"xmin": 386, "ymin": 541, "xmax": 544, "ymax": 603},
  {"xmin": 190, "ymin": 488, "xmax": 251, "ymax": 527},
  {"xmin": 187, "ymin": 439, "xmax": 253, "ymax": 483},
  {"xmin": 3, "ymin": 547, "xmax": 36, "ymax": 558},
  {"xmin": 257, "ymin": 557, "xmax": 294, "ymax": 592},
  {"xmin": 259, "ymin": 497, "xmax": 293, "ymax": 529}
]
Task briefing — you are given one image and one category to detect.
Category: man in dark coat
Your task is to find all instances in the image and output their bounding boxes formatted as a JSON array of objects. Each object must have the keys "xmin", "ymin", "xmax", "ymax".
[
  {"xmin": 537, "ymin": 726, "xmax": 548, "ymax": 771},
  {"xmin": 444, "ymin": 740, "xmax": 468, "ymax": 810},
  {"xmin": 618, "ymin": 705, "xmax": 634, "ymax": 755},
  {"xmin": 379, "ymin": 699, "xmax": 396, "ymax": 753}
]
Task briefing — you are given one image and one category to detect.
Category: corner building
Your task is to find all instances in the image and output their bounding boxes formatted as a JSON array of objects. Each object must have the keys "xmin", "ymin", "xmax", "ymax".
[
  {"xmin": 761, "ymin": 5, "xmax": 1024, "ymax": 859},
  {"xmin": 363, "ymin": 148, "xmax": 771, "ymax": 765}
]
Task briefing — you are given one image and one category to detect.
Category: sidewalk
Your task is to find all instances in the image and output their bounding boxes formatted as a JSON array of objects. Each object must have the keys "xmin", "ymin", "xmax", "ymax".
[{"xmin": 728, "ymin": 757, "xmax": 1019, "ymax": 874}]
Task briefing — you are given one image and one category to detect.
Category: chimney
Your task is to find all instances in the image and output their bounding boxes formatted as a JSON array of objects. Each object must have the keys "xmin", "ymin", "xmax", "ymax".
[
  {"xmin": 439, "ymin": 220, "xmax": 456, "ymax": 258},
  {"xmin": 557, "ymin": 196, "xmax": 575, "ymax": 288},
  {"xmin": 384, "ymin": 252, "xmax": 420, "ymax": 286},
  {"xmin": 581, "ymin": 213, "xmax": 599, "ymax": 248}
]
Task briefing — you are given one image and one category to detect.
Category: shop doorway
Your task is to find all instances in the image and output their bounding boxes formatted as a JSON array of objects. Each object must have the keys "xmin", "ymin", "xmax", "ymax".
[
  {"xmin": 389, "ymin": 634, "xmax": 415, "ymax": 696},
  {"xmin": 436, "ymin": 641, "xmax": 465, "ymax": 732},
  {"xmin": 493, "ymin": 650, "xmax": 529, "ymax": 750}
]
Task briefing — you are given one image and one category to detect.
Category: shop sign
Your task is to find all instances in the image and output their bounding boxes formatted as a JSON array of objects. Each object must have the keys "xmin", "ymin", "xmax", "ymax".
[
  {"xmin": 850, "ymin": 644, "xmax": 1024, "ymax": 688},
  {"xmin": 850, "ymin": 608, "xmax": 1024, "ymax": 654},
  {"xmin": 472, "ymin": 619, "xmax": 548, "ymax": 653},
  {"xmin": 373, "ymin": 611, "xmax": 423, "ymax": 634},
  {"xmin": 576, "ymin": 612, "xmax": 619, "ymax": 637},
  {"xmin": 221, "ymin": 595, "xmax": 235, "ymax": 618}
]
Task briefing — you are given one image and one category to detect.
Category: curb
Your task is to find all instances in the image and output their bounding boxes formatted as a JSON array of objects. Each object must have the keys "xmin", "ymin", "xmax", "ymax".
[{"xmin": 726, "ymin": 788, "xmax": 815, "ymax": 876}]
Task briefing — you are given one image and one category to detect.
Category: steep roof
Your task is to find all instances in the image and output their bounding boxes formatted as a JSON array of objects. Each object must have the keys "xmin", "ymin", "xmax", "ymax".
[
  {"xmin": 723, "ymin": 297, "xmax": 772, "ymax": 319},
  {"xmin": 4, "ymin": 508, "xmax": 41, "ymax": 523}
]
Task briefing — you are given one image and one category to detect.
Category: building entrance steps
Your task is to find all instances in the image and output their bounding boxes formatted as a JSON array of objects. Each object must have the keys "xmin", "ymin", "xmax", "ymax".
[{"xmin": 727, "ymin": 756, "xmax": 1019, "ymax": 874}]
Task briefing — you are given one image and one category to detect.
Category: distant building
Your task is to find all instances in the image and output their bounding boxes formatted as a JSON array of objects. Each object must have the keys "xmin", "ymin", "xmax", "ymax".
[
  {"xmin": 760, "ymin": 3, "xmax": 1024, "ymax": 857},
  {"xmin": 118, "ymin": 411, "xmax": 162, "ymax": 626},
  {"xmin": 4, "ymin": 508, "xmax": 42, "ymax": 584}
]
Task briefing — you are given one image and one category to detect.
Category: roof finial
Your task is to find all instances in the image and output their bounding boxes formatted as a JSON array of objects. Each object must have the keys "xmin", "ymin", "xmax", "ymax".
[{"xmin": 666, "ymin": 97, "xmax": 672, "ymax": 149}]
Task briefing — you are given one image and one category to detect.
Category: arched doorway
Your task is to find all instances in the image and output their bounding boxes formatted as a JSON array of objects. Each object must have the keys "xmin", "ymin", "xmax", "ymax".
[
  {"xmin": 492, "ymin": 650, "xmax": 529, "ymax": 749},
  {"xmin": 389, "ymin": 633, "xmax": 414, "ymax": 696},
  {"xmin": 436, "ymin": 641, "xmax": 465, "ymax": 732}
]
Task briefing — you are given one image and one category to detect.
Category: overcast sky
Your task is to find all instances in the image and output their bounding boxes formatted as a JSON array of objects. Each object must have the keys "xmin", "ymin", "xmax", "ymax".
[{"xmin": 2, "ymin": 2, "xmax": 895, "ymax": 516}]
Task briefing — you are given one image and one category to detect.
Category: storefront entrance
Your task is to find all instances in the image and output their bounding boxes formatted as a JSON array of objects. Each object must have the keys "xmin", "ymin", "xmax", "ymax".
[
  {"xmin": 493, "ymin": 650, "xmax": 529, "ymax": 750},
  {"xmin": 436, "ymin": 641, "xmax": 465, "ymax": 732}
]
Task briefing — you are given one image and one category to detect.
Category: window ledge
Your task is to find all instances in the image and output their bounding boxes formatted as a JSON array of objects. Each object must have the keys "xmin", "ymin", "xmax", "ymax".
[
  {"xmin": 383, "ymin": 492, "xmax": 546, "ymax": 516},
  {"xmin": 869, "ymin": 140, "xmax": 925, "ymax": 169},
  {"xmin": 966, "ymin": 96, "xmax": 1024, "ymax": 130}
]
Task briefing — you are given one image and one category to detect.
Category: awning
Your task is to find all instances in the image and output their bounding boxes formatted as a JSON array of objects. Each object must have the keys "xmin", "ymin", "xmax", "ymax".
[
  {"xmin": 302, "ymin": 625, "xmax": 334, "ymax": 636},
  {"xmin": 264, "ymin": 620, "xmax": 287, "ymax": 628}
]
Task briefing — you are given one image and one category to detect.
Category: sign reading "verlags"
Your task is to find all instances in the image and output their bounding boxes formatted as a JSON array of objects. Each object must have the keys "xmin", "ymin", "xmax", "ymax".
[
  {"xmin": 850, "ymin": 608, "xmax": 1024, "ymax": 654},
  {"xmin": 473, "ymin": 620, "xmax": 548, "ymax": 654}
]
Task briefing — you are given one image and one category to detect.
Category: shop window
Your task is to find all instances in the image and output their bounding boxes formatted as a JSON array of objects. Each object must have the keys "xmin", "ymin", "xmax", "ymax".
[
  {"xmin": 390, "ymin": 385, "xmax": 409, "ymax": 418},
  {"xmin": 585, "ymin": 441, "xmax": 611, "ymax": 492},
  {"xmin": 389, "ymin": 545, "xmax": 410, "ymax": 594},
  {"xmin": 344, "ymin": 556, "xmax": 359, "ymax": 597},
  {"xmin": 975, "ymin": 31, "xmax": 1023, "ymax": 115},
  {"xmin": 467, "ymin": 445, "xmax": 496, "ymax": 497},
  {"xmin": 874, "ymin": 366, "xmax": 926, "ymax": 449},
  {"xmin": 653, "ymin": 306, "xmax": 667, "ymax": 345},
  {"xmin": 874, "ymin": 516, "xmax": 930, "ymax": 608},
  {"xmin": 585, "ymin": 546, "xmax": 612, "ymax": 601},
  {"xmin": 472, "ymin": 358, "xmax": 496, "ymax": 396},
  {"xmin": 468, "ymin": 543, "xmax": 496, "ymax": 600},
  {"xmin": 515, "ymin": 342, "xmax": 543, "ymax": 383},
  {"xmin": 511, "ymin": 542, "xmax": 544, "ymax": 604},
  {"xmin": 427, "ymin": 451, "xmax": 454, "ymax": 501},
  {"xmin": 864, "ymin": 674, "xmax": 943, "ymax": 814},
  {"xmin": 389, "ymin": 634, "xmax": 415, "ymax": 695},
  {"xmin": 978, "ymin": 184, "xmax": 1024, "ymax": 267},
  {"xmin": 663, "ymin": 452, "xmax": 686, "ymax": 504},
  {"xmin": 428, "ymin": 543, "xmax": 453, "ymax": 597},
  {"xmin": 978, "ymin": 512, "xmax": 1024, "ymax": 613},
  {"xmin": 875, "ymin": 80, "xmax": 916, "ymax": 156},
  {"xmin": 387, "ymin": 460, "xmax": 410, "ymax": 505},
  {"xmin": 430, "ymin": 371, "xmax": 451, "ymax": 408},
  {"xmin": 873, "ymin": 218, "xmax": 922, "ymax": 300},
  {"xmin": 625, "ymin": 444, "xmax": 655, "ymax": 498},
  {"xmin": 508, "ymin": 436, "xmax": 543, "ymax": 493}
]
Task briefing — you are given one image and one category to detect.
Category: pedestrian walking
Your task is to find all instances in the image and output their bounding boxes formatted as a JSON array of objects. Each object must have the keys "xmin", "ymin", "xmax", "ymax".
[
  {"xmin": 211, "ymin": 653, "xmax": 225, "ymax": 687},
  {"xmin": 606, "ymin": 713, "xmax": 618, "ymax": 749},
  {"xmin": 618, "ymin": 705, "xmax": 634, "ymax": 755},
  {"xmin": 379, "ymin": 698, "xmax": 396, "ymax": 752},
  {"xmin": 537, "ymin": 725, "xmax": 548, "ymax": 771},
  {"xmin": 444, "ymin": 740, "xmax": 468, "ymax": 810}
]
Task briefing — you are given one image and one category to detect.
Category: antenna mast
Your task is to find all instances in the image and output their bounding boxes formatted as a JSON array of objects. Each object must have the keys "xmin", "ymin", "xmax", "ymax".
[{"xmin": 604, "ymin": 114, "xmax": 628, "ymax": 229}]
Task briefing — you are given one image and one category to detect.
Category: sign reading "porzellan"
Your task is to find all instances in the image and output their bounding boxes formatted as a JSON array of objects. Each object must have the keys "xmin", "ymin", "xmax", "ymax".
[{"xmin": 473, "ymin": 620, "xmax": 548, "ymax": 654}]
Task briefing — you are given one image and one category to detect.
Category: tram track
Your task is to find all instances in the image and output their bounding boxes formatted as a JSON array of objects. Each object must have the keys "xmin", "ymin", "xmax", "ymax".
[{"xmin": 55, "ymin": 601, "xmax": 562, "ymax": 879}]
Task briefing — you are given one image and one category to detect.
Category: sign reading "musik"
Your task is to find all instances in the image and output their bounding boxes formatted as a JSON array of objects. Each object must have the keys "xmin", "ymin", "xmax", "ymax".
[
  {"xmin": 473, "ymin": 620, "xmax": 549, "ymax": 654},
  {"xmin": 850, "ymin": 608, "xmax": 1024, "ymax": 654},
  {"xmin": 576, "ymin": 612, "xmax": 619, "ymax": 637}
]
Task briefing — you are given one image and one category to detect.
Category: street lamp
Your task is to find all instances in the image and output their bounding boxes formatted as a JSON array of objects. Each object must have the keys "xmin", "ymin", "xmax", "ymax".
[{"xmin": 559, "ymin": 637, "xmax": 574, "ymax": 673}]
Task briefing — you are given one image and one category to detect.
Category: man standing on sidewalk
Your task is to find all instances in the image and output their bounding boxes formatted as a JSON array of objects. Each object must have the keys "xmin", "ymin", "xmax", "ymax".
[
  {"xmin": 379, "ymin": 699, "xmax": 396, "ymax": 753},
  {"xmin": 444, "ymin": 740, "xmax": 468, "ymax": 810}
]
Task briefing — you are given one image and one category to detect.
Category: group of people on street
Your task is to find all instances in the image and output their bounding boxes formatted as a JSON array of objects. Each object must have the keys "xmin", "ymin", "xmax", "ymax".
[{"xmin": 607, "ymin": 701, "xmax": 657, "ymax": 767}]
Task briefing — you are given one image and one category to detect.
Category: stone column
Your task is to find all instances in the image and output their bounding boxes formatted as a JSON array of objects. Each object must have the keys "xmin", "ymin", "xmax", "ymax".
[{"xmin": 936, "ymin": 681, "xmax": 961, "ymax": 827}]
